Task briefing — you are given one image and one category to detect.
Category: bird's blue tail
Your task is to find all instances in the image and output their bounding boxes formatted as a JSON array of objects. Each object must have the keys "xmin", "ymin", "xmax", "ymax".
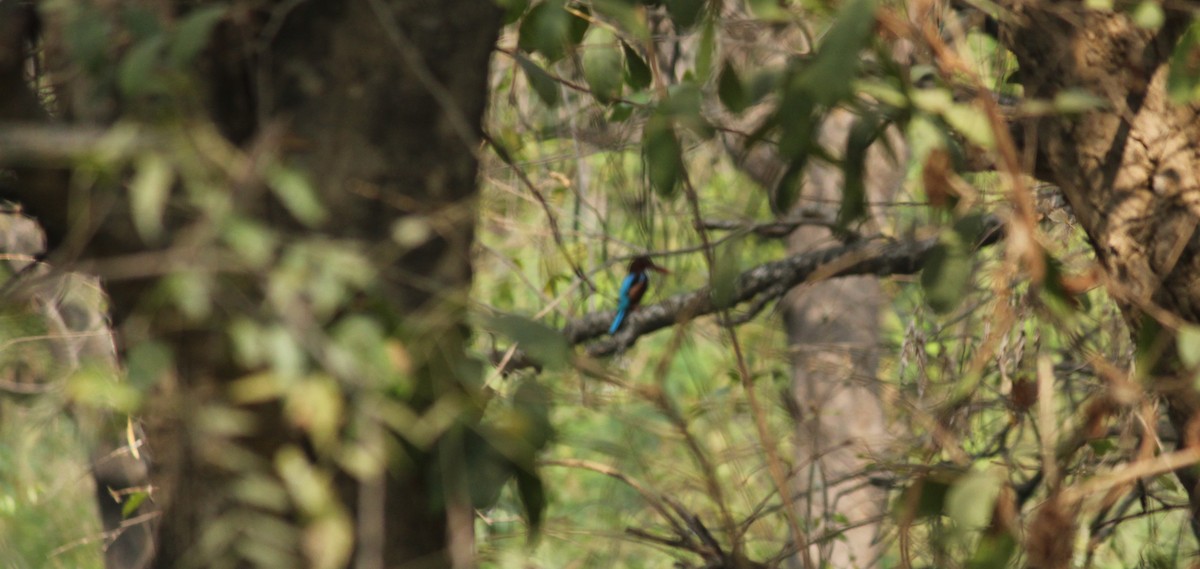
[{"xmin": 609, "ymin": 309, "xmax": 627, "ymax": 334}]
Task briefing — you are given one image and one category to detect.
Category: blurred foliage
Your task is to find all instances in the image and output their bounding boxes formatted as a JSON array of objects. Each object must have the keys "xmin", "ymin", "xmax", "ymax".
[{"xmin": 2, "ymin": 0, "xmax": 1199, "ymax": 568}]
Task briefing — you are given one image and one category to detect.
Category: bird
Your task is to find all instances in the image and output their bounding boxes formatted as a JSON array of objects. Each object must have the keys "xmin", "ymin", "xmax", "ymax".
[{"xmin": 609, "ymin": 256, "xmax": 669, "ymax": 334}]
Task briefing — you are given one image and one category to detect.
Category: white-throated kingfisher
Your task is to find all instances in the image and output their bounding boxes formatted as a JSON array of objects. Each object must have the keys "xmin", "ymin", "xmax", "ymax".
[{"xmin": 609, "ymin": 256, "xmax": 669, "ymax": 334}]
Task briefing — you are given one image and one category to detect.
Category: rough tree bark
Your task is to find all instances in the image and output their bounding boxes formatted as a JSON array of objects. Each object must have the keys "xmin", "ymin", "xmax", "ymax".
[
  {"xmin": 994, "ymin": 1, "xmax": 1200, "ymax": 548},
  {"xmin": 2, "ymin": 0, "xmax": 503, "ymax": 567}
]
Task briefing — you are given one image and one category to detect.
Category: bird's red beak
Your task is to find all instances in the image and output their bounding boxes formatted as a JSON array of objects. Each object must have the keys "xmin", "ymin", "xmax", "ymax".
[{"xmin": 649, "ymin": 263, "xmax": 670, "ymax": 274}]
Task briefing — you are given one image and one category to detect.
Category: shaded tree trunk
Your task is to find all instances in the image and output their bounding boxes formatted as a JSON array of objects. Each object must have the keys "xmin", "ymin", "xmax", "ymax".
[{"xmin": 3, "ymin": 0, "xmax": 503, "ymax": 566}]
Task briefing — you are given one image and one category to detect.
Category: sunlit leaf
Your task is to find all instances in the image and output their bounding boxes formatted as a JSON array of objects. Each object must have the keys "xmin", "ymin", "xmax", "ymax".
[
  {"xmin": 1179, "ymin": 324, "xmax": 1200, "ymax": 368},
  {"xmin": 945, "ymin": 469, "xmax": 1002, "ymax": 534},
  {"xmin": 129, "ymin": 153, "xmax": 174, "ymax": 243},
  {"xmin": 222, "ymin": 216, "xmax": 278, "ymax": 268},
  {"xmin": 1053, "ymin": 89, "xmax": 1107, "ymax": 113},
  {"xmin": 285, "ymin": 376, "xmax": 344, "ymax": 452},
  {"xmin": 276, "ymin": 445, "xmax": 335, "ymax": 516},
  {"xmin": 1131, "ymin": 0, "xmax": 1164, "ymax": 29},
  {"xmin": 121, "ymin": 491, "xmax": 149, "ymax": 518},
  {"xmin": 486, "ymin": 314, "xmax": 571, "ymax": 370},
  {"xmin": 160, "ymin": 271, "xmax": 213, "ymax": 321},
  {"xmin": 943, "ymin": 103, "xmax": 994, "ymax": 149},
  {"xmin": 67, "ymin": 365, "xmax": 142, "ymax": 414},
  {"xmin": 267, "ymin": 165, "xmax": 327, "ymax": 227},
  {"xmin": 304, "ymin": 512, "xmax": 354, "ymax": 569},
  {"xmin": 581, "ymin": 26, "xmax": 623, "ymax": 104}
]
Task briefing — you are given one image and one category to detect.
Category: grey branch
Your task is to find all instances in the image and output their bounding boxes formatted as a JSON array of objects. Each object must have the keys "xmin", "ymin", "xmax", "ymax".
[{"xmin": 493, "ymin": 216, "xmax": 1004, "ymax": 370}]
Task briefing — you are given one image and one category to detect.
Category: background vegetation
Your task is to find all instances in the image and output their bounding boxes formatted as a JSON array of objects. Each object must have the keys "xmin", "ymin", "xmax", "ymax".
[{"xmin": 3, "ymin": 0, "xmax": 1200, "ymax": 568}]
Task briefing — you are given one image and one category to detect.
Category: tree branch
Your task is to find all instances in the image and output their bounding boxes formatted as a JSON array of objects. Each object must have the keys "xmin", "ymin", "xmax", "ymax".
[{"xmin": 493, "ymin": 216, "xmax": 1004, "ymax": 369}]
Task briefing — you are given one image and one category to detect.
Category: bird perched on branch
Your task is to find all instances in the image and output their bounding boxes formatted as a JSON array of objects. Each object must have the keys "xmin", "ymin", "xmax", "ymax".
[{"xmin": 609, "ymin": 256, "xmax": 669, "ymax": 334}]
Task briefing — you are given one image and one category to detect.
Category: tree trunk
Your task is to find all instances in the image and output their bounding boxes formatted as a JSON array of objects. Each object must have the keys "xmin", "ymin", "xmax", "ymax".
[
  {"xmin": 996, "ymin": 2, "xmax": 1200, "ymax": 535},
  {"xmin": 784, "ymin": 110, "xmax": 904, "ymax": 568},
  {"xmin": 4, "ymin": 0, "xmax": 503, "ymax": 566}
]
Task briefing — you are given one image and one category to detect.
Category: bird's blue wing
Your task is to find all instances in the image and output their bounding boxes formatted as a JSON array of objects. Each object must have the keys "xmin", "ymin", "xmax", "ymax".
[{"xmin": 609, "ymin": 274, "xmax": 638, "ymax": 334}]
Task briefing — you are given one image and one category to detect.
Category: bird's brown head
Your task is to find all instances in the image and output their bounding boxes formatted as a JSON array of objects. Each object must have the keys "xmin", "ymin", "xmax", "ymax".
[{"xmin": 629, "ymin": 256, "xmax": 669, "ymax": 274}]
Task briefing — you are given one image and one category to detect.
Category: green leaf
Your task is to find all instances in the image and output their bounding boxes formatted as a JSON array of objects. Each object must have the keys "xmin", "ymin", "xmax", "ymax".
[
  {"xmin": 267, "ymin": 164, "xmax": 327, "ymax": 227},
  {"xmin": 516, "ymin": 54, "xmax": 561, "ymax": 107},
  {"xmin": 566, "ymin": 2, "xmax": 590, "ymax": 46},
  {"xmin": 498, "ymin": 0, "xmax": 531, "ymax": 24},
  {"xmin": 718, "ymin": 60, "xmax": 749, "ymax": 113},
  {"xmin": 945, "ymin": 469, "xmax": 1002, "ymax": 534},
  {"xmin": 776, "ymin": 77, "xmax": 815, "ymax": 160},
  {"xmin": 1169, "ymin": 22, "xmax": 1200, "ymax": 103},
  {"xmin": 117, "ymin": 34, "xmax": 166, "ymax": 97},
  {"xmin": 695, "ymin": 16, "xmax": 715, "ymax": 81},
  {"xmin": 1179, "ymin": 325, "xmax": 1200, "ymax": 368},
  {"xmin": 896, "ymin": 472, "xmax": 958, "ymax": 520},
  {"xmin": 839, "ymin": 114, "xmax": 881, "ymax": 228},
  {"xmin": 512, "ymin": 380, "xmax": 554, "ymax": 451},
  {"xmin": 771, "ymin": 156, "xmax": 806, "ymax": 215},
  {"xmin": 581, "ymin": 26, "xmax": 623, "ymax": 103},
  {"xmin": 222, "ymin": 216, "xmax": 278, "ymax": 268},
  {"xmin": 122, "ymin": 491, "xmax": 150, "ymax": 519},
  {"xmin": 943, "ymin": 102, "xmax": 994, "ymax": 149},
  {"xmin": 967, "ymin": 534, "xmax": 1017, "ymax": 569},
  {"xmin": 125, "ymin": 341, "xmax": 173, "ymax": 392},
  {"xmin": 712, "ymin": 239, "xmax": 741, "ymax": 309},
  {"xmin": 621, "ymin": 41, "xmax": 652, "ymax": 91},
  {"xmin": 487, "ymin": 314, "xmax": 571, "ymax": 370},
  {"xmin": 1053, "ymin": 89, "xmax": 1107, "ymax": 113},
  {"xmin": 1131, "ymin": 0, "xmax": 1164, "ymax": 29},
  {"xmin": 643, "ymin": 112, "xmax": 682, "ymax": 199},
  {"xmin": 285, "ymin": 376, "xmax": 344, "ymax": 452},
  {"xmin": 129, "ymin": 153, "xmax": 175, "ymax": 243},
  {"xmin": 591, "ymin": 0, "xmax": 648, "ymax": 41},
  {"xmin": 1135, "ymin": 313, "xmax": 1165, "ymax": 377},
  {"xmin": 518, "ymin": 1, "xmax": 570, "ymax": 61},
  {"xmin": 666, "ymin": 0, "xmax": 706, "ymax": 30},
  {"xmin": 161, "ymin": 271, "xmax": 213, "ymax": 321},
  {"xmin": 515, "ymin": 467, "xmax": 547, "ymax": 537},
  {"xmin": 167, "ymin": 4, "xmax": 227, "ymax": 66},
  {"xmin": 920, "ymin": 231, "xmax": 973, "ymax": 314},
  {"xmin": 464, "ymin": 432, "xmax": 513, "ymax": 509},
  {"xmin": 800, "ymin": 0, "xmax": 877, "ymax": 105}
]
